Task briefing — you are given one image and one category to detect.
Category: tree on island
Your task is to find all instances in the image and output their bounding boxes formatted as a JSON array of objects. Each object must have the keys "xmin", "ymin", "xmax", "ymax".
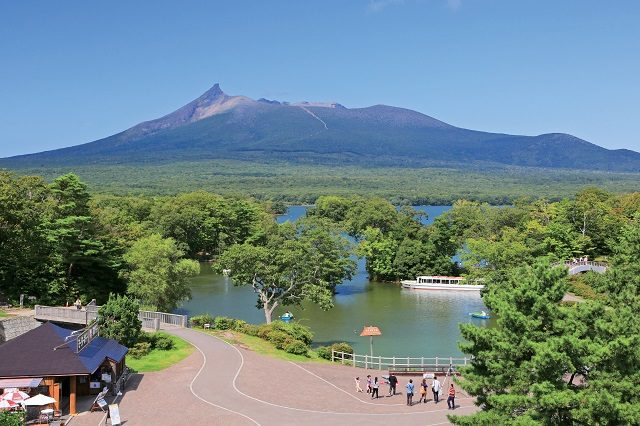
[{"xmin": 217, "ymin": 219, "xmax": 355, "ymax": 323}]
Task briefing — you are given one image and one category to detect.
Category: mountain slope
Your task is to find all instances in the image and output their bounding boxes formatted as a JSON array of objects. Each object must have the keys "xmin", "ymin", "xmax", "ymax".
[{"xmin": 2, "ymin": 84, "xmax": 639, "ymax": 172}]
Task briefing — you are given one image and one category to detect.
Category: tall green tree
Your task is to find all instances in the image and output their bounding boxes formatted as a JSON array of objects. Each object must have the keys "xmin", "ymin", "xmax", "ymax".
[
  {"xmin": 0, "ymin": 172, "xmax": 53, "ymax": 301},
  {"xmin": 121, "ymin": 234, "xmax": 200, "ymax": 311},
  {"xmin": 218, "ymin": 220, "xmax": 355, "ymax": 323},
  {"xmin": 98, "ymin": 293, "xmax": 142, "ymax": 348}
]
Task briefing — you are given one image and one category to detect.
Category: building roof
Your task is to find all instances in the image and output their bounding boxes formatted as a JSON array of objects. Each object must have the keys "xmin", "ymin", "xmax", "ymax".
[{"xmin": 0, "ymin": 322, "xmax": 127, "ymax": 379}]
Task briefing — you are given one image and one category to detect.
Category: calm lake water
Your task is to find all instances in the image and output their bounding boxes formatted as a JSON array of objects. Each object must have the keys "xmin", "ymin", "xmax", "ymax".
[{"xmin": 178, "ymin": 205, "xmax": 489, "ymax": 358}]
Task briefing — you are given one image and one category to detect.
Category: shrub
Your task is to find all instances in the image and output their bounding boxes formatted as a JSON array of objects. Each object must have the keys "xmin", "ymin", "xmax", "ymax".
[
  {"xmin": 190, "ymin": 314, "xmax": 215, "ymax": 328},
  {"xmin": 284, "ymin": 339, "xmax": 309, "ymax": 356},
  {"xmin": 330, "ymin": 342, "xmax": 354, "ymax": 359},
  {"xmin": 267, "ymin": 330, "xmax": 290, "ymax": 349},
  {"xmin": 0, "ymin": 410, "xmax": 25, "ymax": 426},
  {"xmin": 214, "ymin": 316, "xmax": 236, "ymax": 330},
  {"xmin": 239, "ymin": 323, "xmax": 259, "ymax": 336},
  {"xmin": 256, "ymin": 324, "xmax": 273, "ymax": 340},
  {"xmin": 140, "ymin": 332, "xmax": 158, "ymax": 346},
  {"xmin": 154, "ymin": 334, "xmax": 175, "ymax": 350},
  {"xmin": 129, "ymin": 342, "xmax": 151, "ymax": 359},
  {"xmin": 316, "ymin": 346, "xmax": 331, "ymax": 360},
  {"xmin": 270, "ymin": 321, "xmax": 313, "ymax": 345},
  {"xmin": 232, "ymin": 319, "xmax": 247, "ymax": 331}
]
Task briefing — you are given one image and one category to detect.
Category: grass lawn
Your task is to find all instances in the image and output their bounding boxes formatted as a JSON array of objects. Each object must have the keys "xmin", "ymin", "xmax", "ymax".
[
  {"xmin": 204, "ymin": 329, "xmax": 330, "ymax": 364},
  {"xmin": 0, "ymin": 310, "xmax": 9, "ymax": 318},
  {"xmin": 126, "ymin": 333, "xmax": 194, "ymax": 372}
]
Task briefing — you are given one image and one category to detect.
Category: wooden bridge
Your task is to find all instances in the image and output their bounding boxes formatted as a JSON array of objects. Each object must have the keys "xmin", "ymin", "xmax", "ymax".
[
  {"xmin": 563, "ymin": 260, "xmax": 608, "ymax": 275},
  {"xmin": 34, "ymin": 305, "xmax": 188, "ymax": 330}
]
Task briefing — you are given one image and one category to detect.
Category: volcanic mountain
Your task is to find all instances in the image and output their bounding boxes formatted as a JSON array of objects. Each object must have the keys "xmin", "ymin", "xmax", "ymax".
[{"xmin": 3, "ymin": 84, "xmax": 640, "ymax": 172}]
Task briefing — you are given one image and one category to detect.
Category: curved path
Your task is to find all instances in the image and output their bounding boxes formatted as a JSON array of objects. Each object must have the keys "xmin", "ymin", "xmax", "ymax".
[{"xmin": 167, "ymin": 327, "xmax": 478, "ymax": 425}]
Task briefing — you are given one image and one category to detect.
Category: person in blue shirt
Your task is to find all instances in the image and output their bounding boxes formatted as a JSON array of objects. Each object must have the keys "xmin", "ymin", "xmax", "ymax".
[{"xmin": 405, "ymin": 379, "xmax": 414, "ymax": 406}]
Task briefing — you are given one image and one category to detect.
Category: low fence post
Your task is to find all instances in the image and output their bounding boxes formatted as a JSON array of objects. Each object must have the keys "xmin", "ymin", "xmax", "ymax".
[
  {"xmin": 341, "ymin": 351, "xmax": 345, "ymax": 365},
  {"xmin": 154, "ymin": 318, "xmax": 160, "ymax": 331},
  {"xmin": 331, "ymin": 349, "xmax": 335, "ymax": 363}
]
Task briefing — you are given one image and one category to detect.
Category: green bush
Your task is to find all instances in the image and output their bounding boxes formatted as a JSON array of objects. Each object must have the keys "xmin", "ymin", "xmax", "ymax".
[
  {"xmin": 214, "ymin": 316, "xmax": 236, "ymax": 330},
  {"xmin": 330, "ymin": 342, "xmax": 354, "ymax": 359},
  {"xmin": 190, "ymin": 314, "xmax": 215, "ymax": 328},
  {"xmin": 129, "ymin": 341, "xmax": 151, "ymax": 359},
  {"xmin": 256, "ymin": 324, "xmax": 273, "ymax": 340},
  {"xmin": 0, "ymin": 410, "xmax": 25, "ymax": 426},
  {"xmin": 140, "ymin": 332, "xmax": 158, "ymax": 346},
  {"xmin": 316, "ymin": 346, "xmax": 332, "ymax": 360},
  {"xmin": 284, "ymin": 339, "xmax": 309, "ymax": 356},
  {"xmin": 239, "ymin": 323, "xmax": 260, "ymax": 336},
  {"xmin": 154, "ymin": 334, "xmax": 175, "ymax": 350},
  {"xmin": 232, "ymin": 319, "xmax": 247, "ymax": 331},
  {"xmin": 267, "ymin": 330, "xmax": 291, "ymax": 349},
  {"xmin": 270, "ymin": 321, "xmax": 313, "ymax": 345}
]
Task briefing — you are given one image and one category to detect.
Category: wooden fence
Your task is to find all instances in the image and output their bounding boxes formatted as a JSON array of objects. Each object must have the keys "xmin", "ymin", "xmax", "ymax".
[{"xmin": 331, "ymin": 350, "xmax": 471, "ymax": 372}]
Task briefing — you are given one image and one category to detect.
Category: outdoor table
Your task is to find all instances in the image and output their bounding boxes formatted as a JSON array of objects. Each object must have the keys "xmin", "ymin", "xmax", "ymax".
[{"xmin": 41, "ymin": 408, "xmax": 54, "ymax": 421}]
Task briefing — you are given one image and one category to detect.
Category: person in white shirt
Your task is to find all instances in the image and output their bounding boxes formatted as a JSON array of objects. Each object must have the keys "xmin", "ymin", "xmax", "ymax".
[{"xmin": 431, "ymin": 377, "xmax": 442, "ymax": 403}]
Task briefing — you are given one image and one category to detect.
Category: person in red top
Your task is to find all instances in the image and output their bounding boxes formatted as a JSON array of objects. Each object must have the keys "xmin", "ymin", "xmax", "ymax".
[{"xmin": 447, "ymin": 384, "xmax": 456, "ymax": 409}]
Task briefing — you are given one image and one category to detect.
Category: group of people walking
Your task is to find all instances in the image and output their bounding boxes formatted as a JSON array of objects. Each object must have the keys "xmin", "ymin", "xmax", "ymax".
[{"xmin": 355, "ymin": 374, "xmax": 457, "ymax": 409}]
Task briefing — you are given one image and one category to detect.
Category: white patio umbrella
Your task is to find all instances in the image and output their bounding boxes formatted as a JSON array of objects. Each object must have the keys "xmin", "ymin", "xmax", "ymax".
[
  {"xmin": 22, "ymin": 394, "xmax": 56, "ymax": 406},
  {"xmin": 1, "ymin": 389, "xmax": 29, "ymax": 403}
]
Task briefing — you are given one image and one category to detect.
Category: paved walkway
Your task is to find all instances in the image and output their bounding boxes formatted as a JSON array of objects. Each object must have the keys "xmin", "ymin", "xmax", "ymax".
[{"xmin": 71, "ymin": 328, "xmax": 478, "ymax": 425}]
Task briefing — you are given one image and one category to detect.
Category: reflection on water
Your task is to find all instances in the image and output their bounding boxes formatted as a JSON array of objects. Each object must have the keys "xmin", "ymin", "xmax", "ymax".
[{"xmin": 177, "ymin": 205, "xmax": 490, "ymax": 357}]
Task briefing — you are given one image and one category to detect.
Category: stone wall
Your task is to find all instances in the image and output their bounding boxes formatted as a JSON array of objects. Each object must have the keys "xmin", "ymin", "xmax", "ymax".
[{"xmin": 0, "ymin": 316, "xmax": 41, "ymax": 343}]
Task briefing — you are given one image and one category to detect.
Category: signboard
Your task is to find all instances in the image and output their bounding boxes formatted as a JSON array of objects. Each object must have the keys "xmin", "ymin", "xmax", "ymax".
[
  {"xmin": 76, "ymin": 322, "xmax": 100, "ymax": 352},
  {"xmin": 108, "ymin": 404, "xmax": 121, "ymax": 426}
]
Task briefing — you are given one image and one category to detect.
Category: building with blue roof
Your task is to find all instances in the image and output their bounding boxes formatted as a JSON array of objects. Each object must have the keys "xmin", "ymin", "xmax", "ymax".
[{"xmin": 0, "ymin": 321, "xmax": 127, "ymax": 415}]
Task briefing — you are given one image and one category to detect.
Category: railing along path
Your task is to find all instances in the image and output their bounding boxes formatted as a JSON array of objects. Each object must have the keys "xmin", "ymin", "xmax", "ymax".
[
  {"xmin": 34, "ymin": 305, "xmax": 188, "ymax": 330},
  {"xmin": 331, "ymin": 350, "xmax": 470, "ymax": 372}
]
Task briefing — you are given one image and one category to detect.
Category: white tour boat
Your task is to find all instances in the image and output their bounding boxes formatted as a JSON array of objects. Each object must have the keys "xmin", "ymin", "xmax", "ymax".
[{"xmin": 401, "ymin": 275, "xmax": 484, "ymax": 291}]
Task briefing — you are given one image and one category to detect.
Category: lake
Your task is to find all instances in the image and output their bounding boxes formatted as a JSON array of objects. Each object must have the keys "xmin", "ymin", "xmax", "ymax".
[{"xmin": 178, "ymin": 205, "xmax": 489, "ymax": 357}]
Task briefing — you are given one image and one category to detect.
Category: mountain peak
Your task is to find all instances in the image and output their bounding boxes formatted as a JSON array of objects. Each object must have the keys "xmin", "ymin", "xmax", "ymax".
[{"xmin": 200, "ymin": 83, "xmax": 225, "ymax": 101}]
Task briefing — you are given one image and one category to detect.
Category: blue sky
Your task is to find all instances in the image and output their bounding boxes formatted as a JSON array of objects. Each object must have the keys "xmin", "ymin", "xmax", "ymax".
[{"xmin": 1, "ymin": 0, "xmax": 639, "ymax": 157}]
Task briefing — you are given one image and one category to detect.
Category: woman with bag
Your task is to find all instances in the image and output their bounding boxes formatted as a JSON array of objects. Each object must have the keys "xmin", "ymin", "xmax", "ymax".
[{"xmin": 418, "ymin": 378, "xmax": 429, "ymax": 403}]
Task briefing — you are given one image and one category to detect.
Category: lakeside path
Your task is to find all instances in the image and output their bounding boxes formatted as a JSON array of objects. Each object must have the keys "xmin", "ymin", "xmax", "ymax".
[{"xmin": 72, "ymin": 328, "xmax": 478, "ymax": 425}]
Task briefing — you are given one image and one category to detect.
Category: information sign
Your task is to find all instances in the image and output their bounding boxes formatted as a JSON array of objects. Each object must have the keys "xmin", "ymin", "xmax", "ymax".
[{"xmin": 108, "ymin": 404, "xmax": 121, "ymax": 426}]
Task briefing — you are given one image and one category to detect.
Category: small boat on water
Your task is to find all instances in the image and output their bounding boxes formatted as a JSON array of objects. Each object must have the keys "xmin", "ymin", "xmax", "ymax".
[
  {"xmin": 401, "ymin": 276, "xmax": 484, "ymax": 291},
  {"xmin": 280, "ymin": 312, "xmax": 294, "ymax": 322},
  {"xmin": 469, "ymin": 311, "xmax": 490, "ymax": 319}
]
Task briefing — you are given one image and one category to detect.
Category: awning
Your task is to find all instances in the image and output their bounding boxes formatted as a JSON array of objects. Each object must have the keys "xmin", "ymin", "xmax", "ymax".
[{"xmin": 0, "ymin": 378, "xmax": 42, "ymax": 389}]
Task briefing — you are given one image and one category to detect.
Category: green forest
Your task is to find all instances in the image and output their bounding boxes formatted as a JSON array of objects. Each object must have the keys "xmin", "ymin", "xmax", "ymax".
[
  {"xmin": 2, "ymin": 170, "xmax": 640, "ymax": 423},
  {"xmin": 9, "ymin": 159, "xmax": 640, "ymax": 205}
]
